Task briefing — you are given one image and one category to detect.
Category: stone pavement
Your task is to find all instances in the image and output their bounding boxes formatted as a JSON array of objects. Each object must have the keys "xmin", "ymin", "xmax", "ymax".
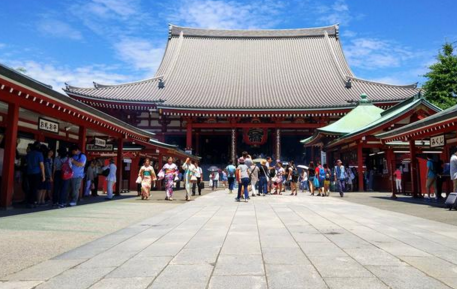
[{"xmin": 2, "ymin": 190, "xmax": 457, "ymax": 289}]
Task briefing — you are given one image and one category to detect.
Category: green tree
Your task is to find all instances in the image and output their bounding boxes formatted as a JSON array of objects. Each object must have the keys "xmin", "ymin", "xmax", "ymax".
[{"xmin": 423, "ymin": 42, "xmax": 457, "ymax": 110}]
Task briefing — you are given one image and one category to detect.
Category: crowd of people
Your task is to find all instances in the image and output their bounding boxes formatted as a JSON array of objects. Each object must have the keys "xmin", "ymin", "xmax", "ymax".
[{"xmin": 221, "ymin": 151, "xmax": 357, "ymax": 202}]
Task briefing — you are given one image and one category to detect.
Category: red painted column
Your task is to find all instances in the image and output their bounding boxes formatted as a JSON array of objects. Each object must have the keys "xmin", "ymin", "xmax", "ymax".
[
  {"xmin": 357, "ymin": 142, "xmax": 364, "ymax": 192},
  {"xmin": 186, "ymin": 119, "xmax": 192, "ymax": 151},
  {"xmin": 409, "ymin": 139, "xmax": 419, "ymax": 197},
  {"xmin": 116, "ymin": 137, "xmax": 124, "ymax": 195},
  {"xmin": 78, "ymin": 126, "xmax": 87, "ymax": 153},
  {"xmin": 386, "ymin": 149, "xmax": 396, "ymax": 195},
  {"xmin": 0, "ymin": 103, "xmax": 19, "ymax": 209}
]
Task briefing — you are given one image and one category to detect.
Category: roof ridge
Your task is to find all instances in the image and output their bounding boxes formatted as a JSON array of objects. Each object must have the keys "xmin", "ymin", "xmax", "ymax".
[
  {"xmin": 350, "ymin": 77, "xmax": 418, "ymax": 89},
  {"xmin": 324, "ymin": 30, "xmax": 349, "ymax": 83},
  {"xmin": 64, "ymin": 75, "xmax": 164, "ymax": 91},
  {"xmin": 169, "ymin": 24, "xmax": 339, "ymax": 38},
  {"xmin": 163, "ymin": 31, "xmax": 184, "ymax": 82}
]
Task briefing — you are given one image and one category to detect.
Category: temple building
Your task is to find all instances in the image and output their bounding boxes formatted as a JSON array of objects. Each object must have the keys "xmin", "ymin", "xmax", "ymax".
[{"xmin": 64, "ymin": 24, "xmax": 422, "ymax": 164}]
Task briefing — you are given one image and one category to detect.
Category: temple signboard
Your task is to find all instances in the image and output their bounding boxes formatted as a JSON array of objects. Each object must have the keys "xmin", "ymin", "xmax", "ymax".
[{"xmin": 243, "ymin": 127, "xmax": 268, "ymax": 146}]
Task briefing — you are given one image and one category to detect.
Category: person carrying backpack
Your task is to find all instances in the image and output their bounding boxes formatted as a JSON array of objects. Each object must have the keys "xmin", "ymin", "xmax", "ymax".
[
  {"xmin": 317, "ymin": 161, "xmax": 325, "ymax": 196},
  {"xmin": 288, "ymin": 160, "xmax": 299, "ymax": 196},
  {"xmin": 69, "ymin": 144, "xmax": 86, "ymax": 206},
  {"xmin": 225, "ymin": 160, "xmax": 237, "ymax": 194},
  {"xmin": 334, "ymin": 159, "xmax": 346, "ymax": 197}
]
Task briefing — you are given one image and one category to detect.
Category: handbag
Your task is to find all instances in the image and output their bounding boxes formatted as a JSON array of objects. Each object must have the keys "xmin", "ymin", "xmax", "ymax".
[
  {"xmin": 190, "ymin": 175, "xmax": 198, "ymax": 183},
  {"xmin": 136, "ymin": 176, "xmax": 142, "ymax": 184},
  {"xmin": 157, "ymin": 171, "xmax": 165, "ymax": 180},
  {"xmin": 313, "ymin": 177, "xmax": 320, "ymax": 188},
  {"xmin": 271, "ymin": 177, "xmax": 279, "ymax": 183},
  {"xmin": 174, "ymin": 175, "xmax": 180, "ymax": 182}
]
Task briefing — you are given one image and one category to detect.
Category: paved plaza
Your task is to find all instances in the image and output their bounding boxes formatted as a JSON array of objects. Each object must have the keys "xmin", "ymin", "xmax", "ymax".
[{"xmin": 2, "ymin": 190, "xmax": 457, "ymax": 289}]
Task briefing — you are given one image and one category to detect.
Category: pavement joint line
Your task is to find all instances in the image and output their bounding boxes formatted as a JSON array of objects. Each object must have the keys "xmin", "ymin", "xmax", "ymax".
[
  {"xmin": 254, "ymin": 202, "xmax": 270, "ymax": 289},
  {"xmin": 270, "ymin": 201, "xmax": 332, "ymax": 289},
  {"xmin": 284, "ymin": 202, "xmax": 391, "ymax": 287},
  {"xmin": 204, "ymin": 199, "xmax": 239, "ymax": 289},
  {"xmin": 319, "ymin": 201, "xmax": 457, "ymax": 266},
  {"xmin": 288, "ymin": 199, "xmax": 454, "ymax": 288},
  {"xmin": 26, "ymin": 204, "xmax": 205, "ymax": 287},
  {"xmin": 145, "ymin": 204, "xmax": 223, "ymax": 289}
]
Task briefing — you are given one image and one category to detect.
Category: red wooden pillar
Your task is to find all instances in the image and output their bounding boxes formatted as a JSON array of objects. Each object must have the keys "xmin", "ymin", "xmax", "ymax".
[
  {"xmin": 357, "ymin": 142, "xmax": 364, "ymax": 191},
  {"xmin": 0, "ymin": 102, "xmax": 19, "ymax": 209},
  {"xmin": 186, "ymin": 119, "xmax": 192, "ymax": 151},
  {"xmin": 409, "ymin": 139, "xmax": 419, "ymax": 197},
  {"xmin": 386, "ymin": 149, "xmax": 396, "ymax": 195},
  {"xmin": 78, "ymin": 126, "xmax": 87, "ymax": 153},
  {"xmin": 116, "ymin": 137, "xmax": 124, "ymax": 195}
]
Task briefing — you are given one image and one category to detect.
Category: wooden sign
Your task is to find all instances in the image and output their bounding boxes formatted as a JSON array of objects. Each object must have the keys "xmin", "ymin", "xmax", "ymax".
[
  {"xmin": 38, "ymin": 117, "xmax": 59, "ymax": 134},
  {"xmin": 430, "ymin": 135, "xmax": 445, "ymax": 148},
  {"xmin": 94, "ymin": 137, "xmax": 107, "ymax": 148},
  {"xmin": 86, "ymin": 143, "xmax": 114, "ymax": 151}
]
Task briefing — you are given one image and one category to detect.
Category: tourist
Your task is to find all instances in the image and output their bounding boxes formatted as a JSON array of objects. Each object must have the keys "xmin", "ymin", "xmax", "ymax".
[
  {"xmin": 225, "ymin": 160, "xmax": 236, "ymax": 194},
  {"xmin": 316, "ymin": 161, "xmax": 325, "ymax": 196},
  {"xmin": 162, "ymin": 157, "xmax": 178, "ymax": 201},
  {"xmin": 308, "ymin": 161, "xmax": 315, "ymax": 196},
  {"xmin": 266, "ymin": 156, "xmax": 275, "ymax": 194},
  {"xmin": 192, "ymin": 161, "xmax": 203, "ymax": 196},
  {"xmin": 258, "ymin": 160, "xmax": 268, "ymax": 196},
  {"xmin": 323, "ymin": 163, "xmax": 331, "ymax": 197},
  {"xmin": 288, "ymin": 161, "xmax": 299, "ymax": 196},
  {"xmin": 273, "ymin": 161, "xmax": 285, "ymax": 195},
  {"xmin": 26, "ymin": 141, "xmax": 45, "ymax": 208},
  {"xmin": 68, "ymin": 145, "xmax": 86, "ymax": 206},
  {"xmin": 236, "ymin": 157, "xmax": 250, "ymax": 202},
  {"xmin": 211, "ymin": 170, "xmax": 219, "ymax": 191},
  {"xmin": 103, "ymin": 159, "xmax": 117, "ymax": 200},
  {"xmin": 52, "ymin": 147, "xmax": 69, "ymax": 208},
  {"xmin": 138, "ymin": 158, "xmax": 156, "ymax": 200},
  {"xmin": 334, "ymin": 159, "xmax": 346, "ymax": 197},
  {"xmin": 300, "ymin": 169, "xmax": 309, "ymax": 193},
  {"xmin": 91, "ymin": 159, "xmax": 101, "ymax": 197},
  {"xmin": 345, "ymin": 164, "xmax": 354, "ymax": 192},
  {"xmin": 394, "ymin": 166, "xmax": 402, "ymax": 198},
  {"xmin": 451, "ymin": 148, "xmax": 457, "ymax": 192},
  {"xmin": 84, "ymin": 161, "xmax": 96, "ymax": 197},
  {"xmin": 426, "ymin": 154, "xmax": 437, "ymax": 200},
  {"xmin": 221, "ymin": 170, "xmax": 228, "ymax": 188},
  {"xmin": 249, "ymin": 162, "xmax": 259, "ymax": 197},
  {"xmin": 182, "ymin": 158, "xmax": 196, "ymax": 201},
  {"xmin": 38, "ymin": 148, "xmax": 53, "ymax": 206}
]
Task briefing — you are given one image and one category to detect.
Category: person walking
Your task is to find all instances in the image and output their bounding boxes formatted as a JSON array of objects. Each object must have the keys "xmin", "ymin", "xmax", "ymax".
[
  {"xmin": 308, "ymin": 162, "xmax": 316, "ymax": 196},
  {"xmin": 288, "ymin": 161, "xmax": 299, "ymax": 196},
  {"xmin": 266, "ymin": 156, "xmax": 275, "ymax": 194},
  {"xmin": 394, "ymin": 166, "xmax": 402, "ymax": 198},
  {"xmin": 68, "ymin": 144, "xmax": 86, "ymax": 206},
  {"xmin": 192, "ymin": 161, "xmax": 203, "ymax": 196},
  {"xmin": 225, "ymin": 160, "xmax": 236, "ymax": 194},
  {"xmin": 182, "ymin": 158, "xmax": 197, "ymax": 201},
  {"xmin": 38, "ymin": 148, "xmax": 53, "ymax": 206},
  {"xmin": 301, "ymin": 169, "xmax": 309, "ymax": 193},
  {"xmin": 84, "ymin": 161, "xmax": 96, "ymax": 197},
  {"xmin": 323, "ymin": 163, "xmax": 331, "ymax": 196},
  {"xmin": 26, "ymin": 141, "xmax": 45, "ymax": 208},
  {"xmin": 236, "ymin": 158, "xmax": 250, "ymax": 202},
  {"xmin": 451, "ymin": 148, "xmax": 457, "ymax": 192},
  {"xmin": 316, "ymin": 161, "xmax": 325, "ymax": 196},
  {"xmin": 138, "ymin": 158, "xmax": 156, "ymax": 200},
  {"xmin": 52, "ymin": 147, "xmax": 68, "ymax": 207},
  {"xmin": 92, "ymin": 159, "xmax": 101, "ymax": 197},
  {"xmin": 334, "ymin": 160, "xmax": 346, "ymax": 197},
  {"xmin": 258, "ymin": 160, "xmax": 268, "ymax": 196},
  {"xmin": 103, "ymin": 159, "xmax": 117, "ymax": 200},
  {"xmin": 221, "ymin": 170, "xmax": 228, "ymax": 188},
  {"xmin": 249, "ymin": 162, "xmax": 259, "ymax": 197},
  {"xmin": 162, "ymin": 157, "xmax": 178, "ymax": 201},
  {"xmin": 212, "ymin": 170, "xmax": 219, "ymax": 190},
  {"xmin": 274, "ymin": 161, "xmax": 285, "ymax": 195},
  {"xmin": 426, "ymin": 154, "xmax": 437, "ymax": 200}
]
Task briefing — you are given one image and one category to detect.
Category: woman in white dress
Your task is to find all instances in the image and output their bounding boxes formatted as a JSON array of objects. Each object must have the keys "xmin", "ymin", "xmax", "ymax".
[
  {"xmin": 161, "ymin": 157, "xmax": 178, "ymax": 201},
  {"xmin": 182, "ymin": 158, "xmax": 197, "ymax": 201}
]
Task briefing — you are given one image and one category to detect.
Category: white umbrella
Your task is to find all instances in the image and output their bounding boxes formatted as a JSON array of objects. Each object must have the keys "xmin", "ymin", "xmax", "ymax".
[{"xmin": 297, "ymin": 165, "xmax": 308, "ymax": 170}]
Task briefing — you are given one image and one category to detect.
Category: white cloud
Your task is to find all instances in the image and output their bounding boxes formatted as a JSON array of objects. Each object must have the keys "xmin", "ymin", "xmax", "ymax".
[
  {"xmin": 4, "ymin": 60, "xmax": 132, "ymax": 92},
  {"xmin": 114, "ymin": 38, "xmax": 164, "ymax": 74},
  {"xmin": 315, "ymin": 0, "xmax": 353, "ymax": 25},
  {"xmin": 0, "ymin": 43, "xmax": 5, "ymax": 49},
  {"xmin": 37, "ymin": 19, "xmax": 83, "ymax": 40},
  {"xmin": 170, "ymin": 0, "xmax": 284, "ymax": 29},
  {"xmin": 344, "ymin": 38, "xmax": 418, "ymax": 70}
]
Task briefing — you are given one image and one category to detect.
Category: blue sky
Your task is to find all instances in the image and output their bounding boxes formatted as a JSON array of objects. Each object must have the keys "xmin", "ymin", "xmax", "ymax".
[{"xmin": 0, "ymin": 0, "xmax": 455, "ymax": 92}]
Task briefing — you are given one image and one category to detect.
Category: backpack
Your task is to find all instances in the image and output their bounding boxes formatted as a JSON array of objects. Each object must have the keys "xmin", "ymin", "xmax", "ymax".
[
  {"xmin": 227, "ymin": 165, "xmax": 236, "ymax": 177},
  {"xmin": 102, "ymin": 167, "xmax": 110, "ymax": 177},
  {"xmin": 319, "ymin": 167, "xmax": 325, "ymax": 180},
  {"xmin": 61, "ymin": 158, "xmax": 73, "ymax": 180}
]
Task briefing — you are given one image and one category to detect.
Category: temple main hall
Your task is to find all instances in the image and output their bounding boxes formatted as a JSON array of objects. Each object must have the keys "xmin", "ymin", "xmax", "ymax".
[{"xmin": 64, "ymin": 24, "xmax": 421, "ymax": 164}]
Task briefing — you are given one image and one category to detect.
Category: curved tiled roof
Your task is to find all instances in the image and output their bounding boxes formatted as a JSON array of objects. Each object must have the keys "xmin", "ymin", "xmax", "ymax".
[{"xmin": 64, "ymin": 24, "xmax": 420, "ymax": 110}]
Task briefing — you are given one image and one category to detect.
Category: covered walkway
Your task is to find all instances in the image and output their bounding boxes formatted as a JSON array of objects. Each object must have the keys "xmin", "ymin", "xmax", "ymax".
[{"xmin": 2, "ymin": 190, "xmax": 457, "ymax": 289}]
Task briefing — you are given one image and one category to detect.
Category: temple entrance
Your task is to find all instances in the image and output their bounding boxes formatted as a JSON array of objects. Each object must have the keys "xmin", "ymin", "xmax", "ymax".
[{"xmin": 199, "ymin": 134, "xmax": 230, "ymax": 164}]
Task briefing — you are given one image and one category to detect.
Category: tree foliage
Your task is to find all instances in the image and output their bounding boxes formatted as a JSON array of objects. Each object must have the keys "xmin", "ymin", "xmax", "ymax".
[{"xmin": 423, "ymin": 42, "xmax": 457, "ymax": 110}]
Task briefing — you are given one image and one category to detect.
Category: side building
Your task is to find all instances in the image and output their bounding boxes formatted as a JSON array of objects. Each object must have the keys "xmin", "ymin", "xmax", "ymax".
[{"xmin": 65, "ymin": 24, "xmax": 421, "ymax": 164}]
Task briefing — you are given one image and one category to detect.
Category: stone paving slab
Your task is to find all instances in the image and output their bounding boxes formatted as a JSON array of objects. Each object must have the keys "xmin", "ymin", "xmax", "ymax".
[{"xmin": 3, "ymin": 190, "xmax": 457, "ymax": 289}]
